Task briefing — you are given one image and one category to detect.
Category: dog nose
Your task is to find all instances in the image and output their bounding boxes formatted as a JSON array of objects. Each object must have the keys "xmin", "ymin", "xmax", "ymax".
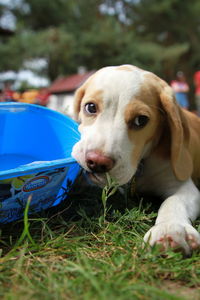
[{"xmin": 86, "ymin": 151, "xmax": 115, "ymax": 173}]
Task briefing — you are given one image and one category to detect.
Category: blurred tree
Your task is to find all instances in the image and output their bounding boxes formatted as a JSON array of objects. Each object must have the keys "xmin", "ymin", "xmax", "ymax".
[
  {"xmin": 19, "ymin": 28, "xmax": 77, "ymax": 80},
  {"xmin": 11, "ymin": 0, "xmax": 103, "ymax": 32},
  {"xmin": 0, "ymin": 0, "xmax": 199, "ymax": 83},
  {"xmin": 0, "ymin": 34, "xmax": 24, "ymax": 71},
  {"xmin": 3, "ymin": 0, "xmax": 108, "ymax": 80},
  {"xmin": 115, "ymin": 0, "xmax": 200, "ymax": 80}
]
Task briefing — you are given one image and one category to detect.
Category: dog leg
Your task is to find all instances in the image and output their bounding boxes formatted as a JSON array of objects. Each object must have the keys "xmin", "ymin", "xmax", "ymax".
[{"xmin": 144, "ymin": 179, "xmax": 200, "ymax": 255}]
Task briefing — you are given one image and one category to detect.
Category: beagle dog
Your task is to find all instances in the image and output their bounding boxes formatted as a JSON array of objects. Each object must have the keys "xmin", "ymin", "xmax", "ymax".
[{"xmin": 72, "ymin": 64, "xmax": 200, "ymax": 255}]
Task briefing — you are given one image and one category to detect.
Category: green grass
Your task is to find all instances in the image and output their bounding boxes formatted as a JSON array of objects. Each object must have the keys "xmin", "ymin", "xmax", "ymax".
[{"xmin": 0, "ymin": 175, "xmax": 200, "ymax": 300}]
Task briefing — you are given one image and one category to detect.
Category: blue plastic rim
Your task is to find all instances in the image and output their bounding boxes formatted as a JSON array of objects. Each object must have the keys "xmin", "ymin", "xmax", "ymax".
[{"xmin": 0, "ymin": 103, "xmax": 81, "ymax": 223}]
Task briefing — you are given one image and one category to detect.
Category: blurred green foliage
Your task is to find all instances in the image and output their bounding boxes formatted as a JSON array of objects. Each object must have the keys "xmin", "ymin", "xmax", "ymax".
[{"xmin": 0, "ymin": 0, "xmax": 200, "ymax": 82}]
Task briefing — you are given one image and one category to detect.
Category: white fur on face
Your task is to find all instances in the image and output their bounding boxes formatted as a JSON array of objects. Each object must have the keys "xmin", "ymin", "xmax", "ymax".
[{"xmin": 72, "ymin": 65, "xmax": 150, "ymax": 185}]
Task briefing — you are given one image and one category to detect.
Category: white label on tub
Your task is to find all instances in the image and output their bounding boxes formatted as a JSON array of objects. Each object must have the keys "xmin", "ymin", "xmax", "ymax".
[{"xmin": 23, "ymin": 176, "xmax": 50, "ymax": 192}]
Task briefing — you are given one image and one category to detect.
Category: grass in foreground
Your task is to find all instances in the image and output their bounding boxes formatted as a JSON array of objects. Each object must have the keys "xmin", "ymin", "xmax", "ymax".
[{"xmin": 0, "ymin": 175, "xmax": 200, "ymax": 300}]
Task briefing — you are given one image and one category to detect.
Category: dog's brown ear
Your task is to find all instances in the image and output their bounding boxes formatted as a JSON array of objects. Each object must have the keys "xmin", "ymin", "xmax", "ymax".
[
  {"xmin": 160, "ymin": 86, "xmax": 193, "ymax": 181},
  {"xmin": 73, "ymin": 86, "xmax": 85, "ymax": 122}
]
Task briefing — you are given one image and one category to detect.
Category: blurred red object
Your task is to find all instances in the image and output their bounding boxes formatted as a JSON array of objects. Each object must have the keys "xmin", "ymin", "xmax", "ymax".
[
  {"xmin": 2, "ymin": 82, "xmax": 16, "ymax": 102},
  {"xmin": 36, "ymin": 88, "xmax": 50, "ymax": 106}
]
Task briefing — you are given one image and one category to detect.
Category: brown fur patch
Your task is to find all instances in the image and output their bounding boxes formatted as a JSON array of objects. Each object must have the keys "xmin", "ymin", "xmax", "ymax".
[
  {"xmin": 116, "ymin": 65, "xmax": 134, "ymax": 72},
  {"xmin": 183, "ymin": 110, "xmax": 200, "ymax": 181},
  {"xmin": 73, "ymin": 73, "xmax": 96, "ymax": 121},
  {"xmin": 78, "ymin": 89, "xmax": 103, "ymax": 126},
  {"xmin": 74, "ymin": 87, "xmax": 85, "ymax": 121},
  {"xmin": 141, "ymin": 73, "xmax": 197, "ymax": 181},
  {"xmin": 124, "ymin": 99, "xmax": 162, "ymax": 168}
]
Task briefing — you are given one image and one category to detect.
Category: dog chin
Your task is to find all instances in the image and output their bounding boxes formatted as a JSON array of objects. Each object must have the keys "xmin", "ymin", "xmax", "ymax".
[
  {"xmin": 87, "ymin": 171, "xmax": 133, "ymax": 187},
  {"xmin": 88, "ymin": 172, "xmax": 107, "ymax": 187}
]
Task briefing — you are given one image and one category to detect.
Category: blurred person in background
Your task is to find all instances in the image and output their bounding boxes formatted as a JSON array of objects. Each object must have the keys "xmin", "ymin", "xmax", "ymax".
[
  {"xmin": 1, "ymin": 82, "xmax": 20, "ymax": 102},
  {"xmin": 2, "ymin": 82, "xmax": 15, "ymax": 102},
  {"xmin": 171, "ymin": 71, "xmax": 190, "ymax": 110},
  {"xmin": 194, "ymin": 69, "xmax": 200, "ymax": 116}
]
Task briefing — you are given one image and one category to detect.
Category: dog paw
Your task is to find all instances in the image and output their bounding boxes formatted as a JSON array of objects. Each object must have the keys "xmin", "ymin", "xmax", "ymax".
[{"xmin": 143, "ymin": 222, "xmax": 200, "ymax": 256}]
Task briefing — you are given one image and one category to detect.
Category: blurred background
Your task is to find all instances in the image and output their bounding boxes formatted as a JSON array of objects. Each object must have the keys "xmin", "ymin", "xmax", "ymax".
[{"xmin": 0, "ymin": 0, "xmax": 200, "ymax": 114}]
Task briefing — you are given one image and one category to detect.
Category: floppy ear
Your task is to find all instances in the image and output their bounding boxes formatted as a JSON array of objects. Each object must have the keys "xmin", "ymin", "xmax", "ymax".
[
  {"xmin": 73, "ymin": 86, "xmax": 85, "ymax": 122},
  {"xmin": 160, "ymin": 86, "xmax": 193, "ymax": 181}
]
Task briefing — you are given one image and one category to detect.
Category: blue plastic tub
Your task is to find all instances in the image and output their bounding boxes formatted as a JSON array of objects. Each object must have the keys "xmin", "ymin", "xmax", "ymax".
[{"xmin": 0, "ymin": 103, "xmax": 80, "ymax": 223}]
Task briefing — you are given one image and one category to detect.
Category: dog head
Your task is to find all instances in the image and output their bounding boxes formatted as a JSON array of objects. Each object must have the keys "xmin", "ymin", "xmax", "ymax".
[{"xmin": 72, "ymin": 65, "xmax": 192, "ymax": 186}]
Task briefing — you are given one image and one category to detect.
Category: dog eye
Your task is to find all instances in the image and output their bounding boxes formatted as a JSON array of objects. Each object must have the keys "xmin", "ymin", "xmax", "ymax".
[
  {"xmin": 85, "ymin": 103, "xmax": 97, "ymax": 114},
  {"xmin": 130, "ymin": 115, "xmax": 149, "ymax": 129}
]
